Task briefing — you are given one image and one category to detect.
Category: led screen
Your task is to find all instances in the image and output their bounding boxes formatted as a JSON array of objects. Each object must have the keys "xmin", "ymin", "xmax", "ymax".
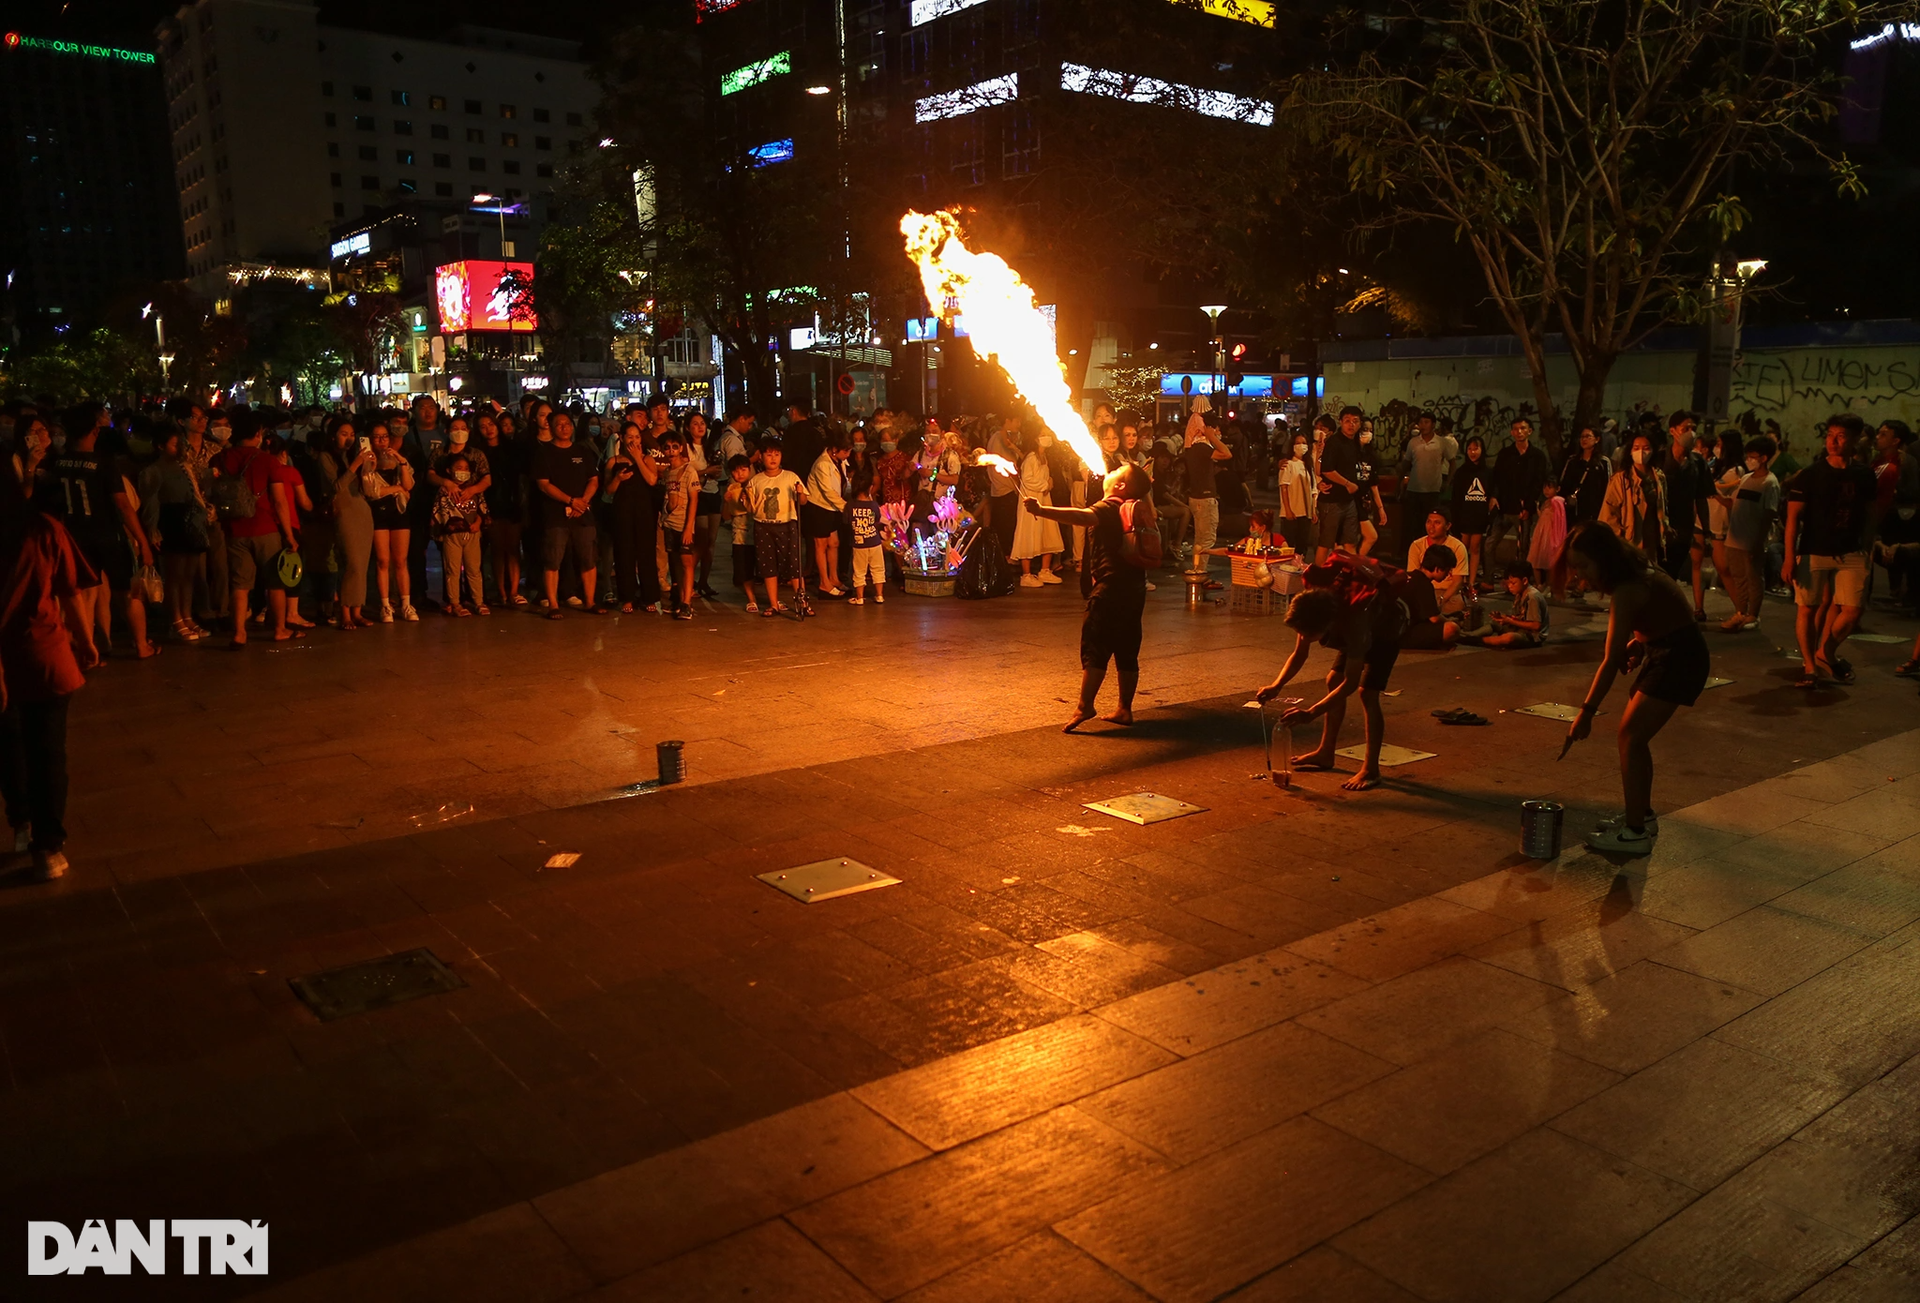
[{"xmin": 434, "ymin": 260, "xmax": 536, "ymax": 333}]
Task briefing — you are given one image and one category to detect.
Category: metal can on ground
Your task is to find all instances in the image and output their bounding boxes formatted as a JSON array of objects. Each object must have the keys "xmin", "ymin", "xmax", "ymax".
[
  {"xmin": 1520, "ymin": 799, "xmax": 1564, "ymax": 859},
  {"xmin": 656, "ymin": 741, "xmax": 685, "ymax": 785}
]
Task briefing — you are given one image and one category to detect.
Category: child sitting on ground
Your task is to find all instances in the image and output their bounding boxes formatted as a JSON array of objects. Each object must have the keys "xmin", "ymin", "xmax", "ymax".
[
  {"xmin": 845, "ymin": 466, "xmax": 885, "ymax": 605},
  {"xmin": 1460, "ymin": 561, "xmax": 1550, "ymax": 647}
]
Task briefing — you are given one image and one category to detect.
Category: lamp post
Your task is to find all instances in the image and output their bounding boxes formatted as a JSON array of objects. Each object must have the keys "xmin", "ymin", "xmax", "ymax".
[
  {"xmin": 1200, "ymin": 304, "xmax": 1227, "ymax": 403},
  {"xmin": 158, "ymin": 351, "xmax": 175, "ymax": 392},
  {"xmin": 470, "ymin": 193, "xmax": 513, "ymax": 258}
]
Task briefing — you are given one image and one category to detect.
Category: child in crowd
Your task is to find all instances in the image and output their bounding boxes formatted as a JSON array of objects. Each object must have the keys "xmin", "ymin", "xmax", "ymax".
[
  {"xmin": 1404, "ymin": 547, "xmax": 1462, "ymax": 651},
  {"xmin": 745, "ymin": 440, "xmax": 810, "ymax": 617},
  {"xmin": 1461, "ymin": 562, "xmax": 1550, "ymax": 647},
  {"xmin": 845, "ymin": 466, "xmax": 885, "ymax": 605},
  {"xmin": 660, "ymin": 432, "xmax": 700, "ymax": 620},
  {"xmin": 720, "ymin": 455, "xmax": 757, "ymax": 612},
  {"xmin": 1527, "ymin": 477, "xmax": 1568, "ymax": 599},
  {"xmin": 430, "ymin": 452, "xmax": 489, "ymax": 616},
  {"xmin": 1718, "ymin": 435, "xmax": 1779, "ymax": 631}
]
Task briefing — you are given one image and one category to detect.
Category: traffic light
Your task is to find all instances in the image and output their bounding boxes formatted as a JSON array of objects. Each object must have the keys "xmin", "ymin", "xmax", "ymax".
[{"xmin": 1225, "ymin": 341, "xmax": 1248, "ymax": 387}]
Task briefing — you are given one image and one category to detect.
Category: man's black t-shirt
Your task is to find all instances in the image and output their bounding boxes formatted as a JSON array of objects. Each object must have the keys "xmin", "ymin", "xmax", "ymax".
[
  {"xmin": 1085, "ymin": 498, "xmax": 1148, "ymax": 605},
  {"xmin": 1319, "ymin": 434, "xmax": 1359, "ymax": 505},
  {"xmin": 531, "ymin": 441, "xmax": 597, "ymax": 503},
  {"xmin": 1658, "ymin": 449, "xmax": 1711, "ymax": 535},
  {"xmin": 1787, "ymin": 458, "xmax": 1879, "ymax": 556},
  {"xmin": 1182, "ymin": 437, "xmax": 1220, "ymax": 499},
  {"xmin": 49, "ymin": 450, "xmax": 122, "ymax": 541},
  {"xmin": 1492, "ymin": 442, "xmax": 1552, "ymax": 514}
]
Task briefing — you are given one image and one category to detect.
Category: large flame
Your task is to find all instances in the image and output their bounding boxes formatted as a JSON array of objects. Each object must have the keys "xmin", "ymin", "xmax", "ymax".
[{"xmin": 902, "ymin": 210, "xmax": 1105, "ymax": 477}]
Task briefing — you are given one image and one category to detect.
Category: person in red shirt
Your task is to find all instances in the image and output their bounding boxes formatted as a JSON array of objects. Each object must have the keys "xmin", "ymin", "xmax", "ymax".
[
  {"xmin": 215, "ymin": 414, "xmax": 300, "ymax": 648},
  {"xmin": 0, "ymin": 468, "xmax": 96, "ymax": 882}
]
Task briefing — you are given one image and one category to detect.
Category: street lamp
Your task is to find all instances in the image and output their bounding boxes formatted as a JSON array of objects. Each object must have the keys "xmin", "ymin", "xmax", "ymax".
[
  {"xmin": 1200, "ymin": 304, "xmax": 1227, "ymax": 399},
  {"xmin": 471, "ymin": 193, "xmax": 513, "ymax": 258},
  {"xmin": 158, "ymin": 351, "xmax": 175, "ymax": 392}
]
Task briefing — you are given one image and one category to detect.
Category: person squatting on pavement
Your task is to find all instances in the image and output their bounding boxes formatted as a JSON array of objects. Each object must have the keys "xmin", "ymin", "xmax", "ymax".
[{"xmin": 1256, "ymin": 552, "xmax": 1411, "ymax": 792}]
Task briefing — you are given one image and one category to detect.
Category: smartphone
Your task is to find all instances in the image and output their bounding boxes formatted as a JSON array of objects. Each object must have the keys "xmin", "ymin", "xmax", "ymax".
[{"xmin": 358, "ymin": 437, "xmax": 372, "ymax": 457}]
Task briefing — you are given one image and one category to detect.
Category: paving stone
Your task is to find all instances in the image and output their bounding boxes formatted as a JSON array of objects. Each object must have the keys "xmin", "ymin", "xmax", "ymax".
[
  {"xmin": 1501, "ymin": 960, "xmax": 1767, "ymax": 1074},
  {"xmin": 1283, "ymin": 895, "xmax": 1524, "ymax": 982},
  {"xmin": 1313, "ymin": 1027, "xmax": 1620, "ymax": 1175},
  {"xmin": 1617, "ymin": 1168, "xmax": 1867, "ymax": 1302},
  {"xmin": 1295, "ymin": 956, "xmax": 1562, "ymax": 1066},
  {"xmin": 1096, "ymin": 951, "xmax": 1370, "ymax": 1056},
  {"xmin": 587, "ymin": 1219, "xmax": 878, "ymax": 1302},
  {"xmin": 849, "ymin": 1014, "xmax": 1176, "ymax": 1150},
  {"xmin": 1651, "ymin": 905, "xmax": 1876, "ymax": 996},
  {"xmin": 1711, "ymin": 937, "xmax": 1920, "ymax": 1088},
  {"xmin": 1467, "ymin": 895, "xmax": 1697, "ymax": 991},
  {"xmin": 1552, "ymin": 1036, "xmax": 1853, "ymax": 1191},
  {"xmin": 897, "ymin": 1231, "xmax": 1152, "ymax": 1303},
  {"xmin": 534, "ymin": 1093, "xmax": 927, "ymax": 1283},
  {"xmin": 1334, "ymin": 1128, "xmax": 1696, "ymax": 1303},
  {"xmin": 1057, "ymin": 1116, "xmax": 1431, "ymax": 1303},
  {"xmin": 1078, "ymin": 1021, "xmax": 1396, "ymax": 1164},
  {"xmin": 786, "ymin": 1107, "xmax": 1168, "ymax": 1299},
  {"xmin": 1773, "ymin": 861, "xmax": 1920, "ymax": 939},
  {"xmin": 1635, "ymin": 856, "xmax": 1816, "ymax": 931},
  {"xmin": 1221, "ymin": 1245, "xmax": 1423, "ymax": 1302}
]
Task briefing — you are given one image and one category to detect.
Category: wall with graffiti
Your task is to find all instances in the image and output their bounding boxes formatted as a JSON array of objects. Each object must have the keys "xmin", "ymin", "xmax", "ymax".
[{"xmin": 1321, "ymin": 334, "xmax": 1920, "ymax": 458}]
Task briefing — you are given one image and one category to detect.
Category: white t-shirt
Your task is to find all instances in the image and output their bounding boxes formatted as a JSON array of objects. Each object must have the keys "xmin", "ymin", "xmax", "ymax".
[{"xmin": 745, "ymin": 469, "xmax": 803, "ymax": 524}]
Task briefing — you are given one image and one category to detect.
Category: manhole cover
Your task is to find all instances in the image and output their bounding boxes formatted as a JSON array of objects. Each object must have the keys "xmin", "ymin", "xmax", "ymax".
[
  {"xmin": 1336, "ymin": 743, "xmax": 1436, "ymax": 766},
  {"xmin": 757, "ymin": 858, "xmax": 901, "ymax": 903},
  {"xmin": 289, "ymin": 948, "xmax": 466, "ymax": 1021},
  {"xmin": 1515, "ymin": 702, "xmax": 1584, "ymax": 722},
  {"xmin": 1084, "ymin": 793, "xmax": 1206, "ymax": 825}
]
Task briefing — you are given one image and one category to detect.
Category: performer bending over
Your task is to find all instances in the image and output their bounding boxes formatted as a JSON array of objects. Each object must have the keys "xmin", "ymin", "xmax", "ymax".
[
  {"xmin": 1024, "ymin": 464, "xmax": 1154, "ymax": 732},
  {"xmin": 1256, "ymin": 555, "xmax": 1409, "ymax": 791},
  {"xmin": 1559, "ymin": 521, "xmax": 1711, "ymax": 855}
]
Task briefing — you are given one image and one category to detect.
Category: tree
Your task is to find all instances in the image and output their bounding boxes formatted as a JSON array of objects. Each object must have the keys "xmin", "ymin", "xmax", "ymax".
[{"xmin": 1291, "ymin": 0, "xmax": 1895, "ymax": 446}]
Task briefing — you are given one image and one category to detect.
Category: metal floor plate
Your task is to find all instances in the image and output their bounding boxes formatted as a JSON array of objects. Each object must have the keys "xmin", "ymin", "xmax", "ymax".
[
  {"xmin": 1084, "ymin": 793, "xmax": 1206, "ymax": 825},
  {"xmin": 1516, "ymin": 702, "xmax": 1584, "ymax": 722},
  {"xmin": 289, "ymin": 948, "xmax": 466, "ymax": 1022},
  {"xmin": 1336, "ymin": 744, "xmax": 1436, "ymax": 766},
  {"xmin": 758, "ymin": 858, "xmax": 901, "ymax": 903}
]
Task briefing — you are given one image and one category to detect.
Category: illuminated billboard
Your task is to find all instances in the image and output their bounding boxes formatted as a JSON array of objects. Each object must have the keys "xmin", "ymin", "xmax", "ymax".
[
  {"xmin": 748, "ymin": 138, "xmax": 794, "ymax": 166},
  {"xmin": 434, "ymin": 260, "xmax": 536, "ymax": 333},
  {"xmin": 721, "ymin": 51, "xmax": 790, "ymax": 95},
  {"xmin": 1182, "ymin": 0, "xmax": 1274, "ymax": 27},
  {"xmin": 1159, "ymin": 372, "xmax": 1273, "ymax": 397},
  {"xmin": 910, "ymin": 0, "xmax": 989, "ymax": 26},
  {"xmin": 914, "ymin": 73, "xmax": 1018, "ymax": 123},
  {"xmin": 1061, "ymin": 62, "xmax": 1273, "ymax": 125}
]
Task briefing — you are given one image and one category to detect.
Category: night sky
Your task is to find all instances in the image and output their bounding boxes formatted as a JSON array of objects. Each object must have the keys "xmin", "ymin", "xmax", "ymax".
[{"xmin": 9, "ymin": 0, "xmax": 620, "ymax": 49}]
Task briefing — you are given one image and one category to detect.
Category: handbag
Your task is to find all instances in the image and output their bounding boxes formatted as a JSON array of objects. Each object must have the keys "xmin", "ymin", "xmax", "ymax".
[{"xmin": 129, "ymin": 564, "xmax": 165, "ymax": 605}]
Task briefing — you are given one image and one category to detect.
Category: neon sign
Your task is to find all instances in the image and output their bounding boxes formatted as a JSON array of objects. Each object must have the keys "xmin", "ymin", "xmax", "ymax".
[
  {"xmin": 720, "ymin": 51, "xmax": 790, "ymax": 95},
  {"xmin": 748, "ymin": 138, "xmax": 794, "ymax": 166},
  {"xmin": 329, "ymin": 231, "xmax": 372, "ymax": 259},
  {"xmin": 4, "ymin": 32, "xmax": 158, "ymax": 63},
  {"xmin": 914, "ymin": 73, "xmax": 1018, "ymax": 123}
]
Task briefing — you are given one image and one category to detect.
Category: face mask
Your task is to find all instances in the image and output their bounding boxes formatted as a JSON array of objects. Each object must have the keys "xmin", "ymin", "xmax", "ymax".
[
  {"xmin": 1293, "ymin": 444, "xmax": 1307, "ymax": 456},
  {"xmin": 210, "ymin": 425, "xmax": 231, "ymax": 445},
  {"xmin": 452, "ymin": 470, "xmax": 471, "ymax": 483},
  {"xmin": 1632, "ymin": 449, "xmax": 1650, "ymax": 465},
  {"xmin": 880, "ymin": 441, "xmax": 896, "ymax": 452},
  {"xmin": 1359, "ymin": 433, "xmax": 1374, "ymax": 446},
  {"xmin": 449, "ymin": 429, "xmax": 468, "ymax": 445},
  {"xmin": 1746, "ymin": 457, "xmax": 1762, "ymax": 472},
  {"xmin": 853, "ymin": 441, "xmax": 866, "ymax": 452}
]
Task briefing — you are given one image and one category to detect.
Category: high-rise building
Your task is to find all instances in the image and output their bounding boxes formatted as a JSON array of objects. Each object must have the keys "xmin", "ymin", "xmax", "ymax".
[
  {"xmin": 0, "ymin": 30, "xmax": 186, "ymax": 338},
  {"xmin": 154, "ymin": 0, "xmax": 597, "ymax": 290}
]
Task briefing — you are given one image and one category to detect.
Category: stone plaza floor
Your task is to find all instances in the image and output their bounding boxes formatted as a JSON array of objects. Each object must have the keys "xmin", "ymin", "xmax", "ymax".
[{"xmin": 3, "ymin": 577, "xmax": 1917, "ymax": 1301}]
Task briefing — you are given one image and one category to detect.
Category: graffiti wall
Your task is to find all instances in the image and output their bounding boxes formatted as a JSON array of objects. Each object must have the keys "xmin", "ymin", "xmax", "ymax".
[{"xmin": 1323, "ymin": 341, "xmax": 1920, "ymax": 456}]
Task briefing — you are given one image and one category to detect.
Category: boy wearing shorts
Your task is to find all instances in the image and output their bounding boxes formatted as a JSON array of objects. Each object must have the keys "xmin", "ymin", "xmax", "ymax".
[
  {"xmin": 845, "ymin": 466, "xmax": 885, "ymax": 605},
  {"xmin": 745, "ymin": 441, "xmax": 809, "ymax": 617}
]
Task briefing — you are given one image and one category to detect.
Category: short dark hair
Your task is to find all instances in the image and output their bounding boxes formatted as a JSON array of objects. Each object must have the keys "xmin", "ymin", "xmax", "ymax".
[
  {"xmin": 1668, "ymin": 408, "xmax": 1697, "ymax": 429},
  {"xmin": 1338, "ymin": 405, "xmax": 1364, "ymax": 420},
  {"xmin": 1283, "ymin": 587, "xmax": 1342, "ymax": 638},
  {"xmin": 1420, "ymin": 545, "xmax": 1457, "ymax": 574},
  {"xmin": 1826, "ymin": 413, "xmax": 1865, "ymax": 439},
  {"xmin": 726, "ymin": 454, "xmax": 751, "ymax": 474},
  {"xmin": 759, "ymin": 437, "xmax": 784, "ymax": 456},
  {"xmin": 1747, "ymin": 435, "xmax": 1777, "ymax": 459},
  {"xmin": 1506, "ymin": 561, "xmax": 1533, "ymax": 582},
  {"xmin": 647, "ymin": 394, "xmax": 672, "ymax": 411},
  {"xmin": 851, "ymin": 464, "xmax": 877, "ymax": 497},
  {"xmin": 1565, "ymin": 520, "xmax": 1652, "ymax": 593}
]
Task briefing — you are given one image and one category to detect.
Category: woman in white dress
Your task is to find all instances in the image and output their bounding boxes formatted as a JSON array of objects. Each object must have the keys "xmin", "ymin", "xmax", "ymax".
[{"xmin": 1010, "ymin": 431, "xmax": 1064, "ymax": 587}]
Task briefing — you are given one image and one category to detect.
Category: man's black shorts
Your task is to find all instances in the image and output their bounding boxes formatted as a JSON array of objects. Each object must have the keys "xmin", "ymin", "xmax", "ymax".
[{"xmin": 1080, "ymin": 595, "xmax": 1144, "ymax": 674}]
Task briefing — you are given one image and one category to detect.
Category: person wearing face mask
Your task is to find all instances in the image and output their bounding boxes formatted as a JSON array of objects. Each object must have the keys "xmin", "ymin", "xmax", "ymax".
[
  {"xmin": 1182, "ymin": 411, "xmax": 1234, "ymax": 586},
  {"xmin": 1275, "ymin": 431, "xmax": 1317, "ymax": 554},
  {"xmin": 1011, "ymin": 430, "xmax": 1066, "ymax": 586},
  {"xmin": 431, "ymin": 452, "xmax": 489, "ymax": 616},
  {"xmin": 1353, "ymin": 423, "xmax": 1387, "ymax": 557},
  {"xmin": 1717, "ymin": 435, "xmax": 1778, "ymax": 631},
  {"xmin": 1601, "ymin": 433, "xmax": 1669, "ymax": 560},
  {"xmin": 424, "ymin": 416, "xmax": 491, "ymax": 611}
]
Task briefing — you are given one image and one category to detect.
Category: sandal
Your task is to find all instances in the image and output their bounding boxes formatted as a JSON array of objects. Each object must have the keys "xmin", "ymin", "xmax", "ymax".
[
  {"xmin": 547, "ymin": 610, "xmax": 565, "ymax": 620},
  {"xmin": 1440, "ymin": 710, "xmax": 1489, "ymax": 726},
  {"xmin": 173, "ymin": 619, "xmax": 204, "ymax": 642},
  {"xmin": 1895, "ymin": 659, "xmax": 1920, "ymax": 679},
  {"xmin": 474, "ymin": 604, "xmax": 490, "ymax": 616}
]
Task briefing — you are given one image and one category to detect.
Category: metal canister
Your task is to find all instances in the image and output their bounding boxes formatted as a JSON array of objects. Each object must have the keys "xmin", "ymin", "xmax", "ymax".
[
  {"xmin": 1520, "ymin": 800, "xmax": 1564, "ymax": 859},
  {"xmin": 656, "ymin": 741, "xmax": 686, "ymax": 785}
]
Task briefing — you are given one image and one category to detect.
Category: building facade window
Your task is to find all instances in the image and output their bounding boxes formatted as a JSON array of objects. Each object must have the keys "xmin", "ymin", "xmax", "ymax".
[
  {"xmin": 435, "ymin": 182, "xmax": 453, "ymax": 196},
  {"xmin": 503, "ymin": 160, "xmax": 520, "ymax": 174},
  {"xmin": 429, "ymin": 95, "xmax": 447, "ymax": 110},
  {"xmin": 430, "ymin": 124, "xmax": 449, "ymax": 139},
  {"xmin": 501, "ymin": 131, "xmax": 518, "ymax": 147},
  {"xmin": 354, "ymin": 114, "xmax": 374, "ymax": 130},
  {"xmin": 330, "ymin": 171, "xmax": 342, "ymax": 186},
  {"xmin": 950, "ymin": 123, "xmax": 984, "ymax": 185},
  {"xmin": 358, "ymin": 144, "xmax": 377, "ymax": 160},
  {"xmin": 391, "ymin": 89, "xmax": 410, "ymax": 105},
  {"xmin": 500, "ymin": 104, "xmax": 516, "ymax": 118},
  {"xmin": 535, "ymin": 162, "xmax": 552, "ymax": 177},
  {"xmin": 535, "ymin": 136, "xmax": 551, "ymax": 150},
  {"xmin": 352, "ymin": 85, "xmax": 371, "ymax": 101},
  {"xmin": 565, "ymin": 111, "xmax": 582, "ymax": 125},
  {"xmin": 321, "ymin": 81, "xmax": 334, "ymax": 96},
  {"xmin": 396, "ymin": 149, "xmax": 414, "ymax": 165},
  {"xmin": 433, "ymin": 152, "xmax": 451, "ymax": 167},
  {"xmin": 464, "ymin": 98, "xmax": 482, "ymax": 113},
  {"xmin": 327, "ymin": 141, "xmax": 340, "ymax": 157},
  {"xmin": 468, "ymin": 156, "xmax": 486, "ymax": 170},
  {"xmin": 1002, "ymin": 106, "xmax": 1038, "ymax": 175},
  {"xmin": 533, "ymin": 108, "xmax": 550, "ymax": 122},
  {"xmin": 361, "ymin": 175, "xmax": 379, "ymax": 189},
  {"xmin": 466, "ymin": 127, "xmax": 485, "ymax": 143},
  {"xmin": 394, "ymin": 120, "xmax": 412, "ymax": 134}
]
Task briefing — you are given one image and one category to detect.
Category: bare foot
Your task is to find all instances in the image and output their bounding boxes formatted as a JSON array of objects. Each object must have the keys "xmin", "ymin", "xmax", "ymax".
[
  {"xmin": 1101, "ymin": 708, "xmax": 1134, "ymax": 725},
  {"xmin": 135, "ymin": 642, "xmax": 162, "ymax": 660},
  {"xmin": 1292, "ymin": 753, "xmax": 1336, "ymax": 771},
  {"xmin": 1063, "ymin": 707, "xmax": 1097, "ymax": 733},
  {"xmin": 1340, "ymin": 770, "xmax": 1382, "ymax": 792}
]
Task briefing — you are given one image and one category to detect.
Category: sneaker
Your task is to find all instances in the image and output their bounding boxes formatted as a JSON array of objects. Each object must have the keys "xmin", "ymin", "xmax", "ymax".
[
  {"xmin": 847, "ymin": 595, "xmax": 865, "ymax": 605},
  {"xmin": 1038, "ymin": 570, "xmax": 1063, "ymax": 584},
  {"xmin": 672, "ymin": 605, "xmax": 692, "ymax": 620},
  {"xmin": 873, "ymin": 592, "xmax": 885, "ymax": 603},
  {"xmin": 399, "ymin": 602, "xmax": 420, "ymax": 622},
  {"xmin": 1020, "ymin": 574, "xmax": 1044, "ymax": 588},
  {"xmin": 566, "ymin": 596, "xmax": 585, "ymax": 608},
  {"xmin": 1593, "ymin": 812, "xmax": 1659, "ymax": 838},
  {"xmin": 33, "ymin": 850, "xmax": 69, "ymax": 882},
  {"xmin": 379, "ymin": 603, "xmax": 394, "ymax": 623},
  {"xmin": 1586, "ymin": 825, "xmax": 1653, "ymax": 855},
  {"xmin": 1145, "ymin": 581, "xmax": 1157, "ymax": 591}
]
